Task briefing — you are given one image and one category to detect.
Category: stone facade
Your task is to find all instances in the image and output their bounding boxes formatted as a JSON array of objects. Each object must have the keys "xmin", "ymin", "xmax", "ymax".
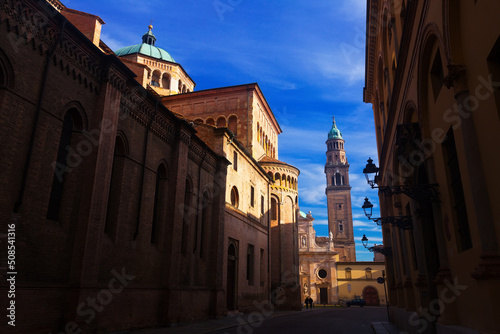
[
  {"xmin": 298, "ymin": 211, "xmax": 339, "ymax": 305},
  {"xmin": 364, "ymin": 1, "xmax": 500, "ymax": 333}
]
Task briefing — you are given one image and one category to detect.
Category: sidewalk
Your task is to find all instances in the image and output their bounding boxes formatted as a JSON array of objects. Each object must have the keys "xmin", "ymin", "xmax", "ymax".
[
  {"xmin": 108, "ymin": 309, "xmax": 310, "ymax": 334},
  {"xmin": 371, "ymin": 322, "xmax": 401, "ymax": 334}
]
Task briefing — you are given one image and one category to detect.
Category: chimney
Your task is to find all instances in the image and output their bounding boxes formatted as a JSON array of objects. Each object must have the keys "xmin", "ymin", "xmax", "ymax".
[{"xmin": 61, "ymin": 8, "xmax": 105, "ymax": 47}]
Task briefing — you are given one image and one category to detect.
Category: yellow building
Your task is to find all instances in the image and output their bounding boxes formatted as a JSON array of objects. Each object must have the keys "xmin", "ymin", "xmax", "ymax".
[
  {"xmin": 337, "ymin": 262, "xmax": 386, "ymax": 306},
  {"xmin": 363, "ymin": 1, "xmax": 500, "ymax": 333}
]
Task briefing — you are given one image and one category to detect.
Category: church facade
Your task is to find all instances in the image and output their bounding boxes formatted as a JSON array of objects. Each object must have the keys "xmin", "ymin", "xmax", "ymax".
[
  {"xmin": 0, "ymin": 1, "xmax": 300, "ymax": 333},
  {"xmin": 298, "ymin": 118, "xmax": 385, "ymax": 306}
]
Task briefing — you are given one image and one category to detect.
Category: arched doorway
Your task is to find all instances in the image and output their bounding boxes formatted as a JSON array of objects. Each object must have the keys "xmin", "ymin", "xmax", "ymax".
[
  {"xmin": 363, "ymin": 286, "xmax": 380, "ymax": 306},
  {"xmin": 227, "ymin": 241, "xmax": 238, "ymax": 310}
]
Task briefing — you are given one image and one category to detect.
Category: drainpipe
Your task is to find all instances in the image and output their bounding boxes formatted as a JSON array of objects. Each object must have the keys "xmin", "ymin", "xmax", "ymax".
[
  {"xmin": 14, "ymin": 20, "xmax": 67, "ymax": 213},
  {"xmin": 133, "ymin": 99, "xmax": 159, "ymax": 240}
]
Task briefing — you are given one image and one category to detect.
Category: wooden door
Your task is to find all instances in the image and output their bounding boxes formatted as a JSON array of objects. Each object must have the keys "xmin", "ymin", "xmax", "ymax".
[{"xmin": 363, "ymin": 286, "xmax": 380, "ymax": 306}]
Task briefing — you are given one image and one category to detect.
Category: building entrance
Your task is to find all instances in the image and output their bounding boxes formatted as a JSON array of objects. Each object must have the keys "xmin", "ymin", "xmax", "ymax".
[
  {"xmin": 363, "ymin": 286, "xmax": 379, "ymax": 306},
  {"xmin": 227, "ymin": 243, "xmax": 238, "ymax": 310},
  {"xmin": 319, "ymin": 288, "xmax": 328, "ymax": 304}
]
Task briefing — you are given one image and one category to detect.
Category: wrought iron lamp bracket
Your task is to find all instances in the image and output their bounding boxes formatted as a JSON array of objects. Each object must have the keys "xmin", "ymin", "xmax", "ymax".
[
  {"xmin": 371, "ymin": 216, "xmax": 413, "ymax": 230},
  {"xmin": 367, "ymin": 246, "xmax": 393, "ymax": 256},
  {"xmin": 374, "ymin": 183, "xmax": 439, "ymax": 202}
]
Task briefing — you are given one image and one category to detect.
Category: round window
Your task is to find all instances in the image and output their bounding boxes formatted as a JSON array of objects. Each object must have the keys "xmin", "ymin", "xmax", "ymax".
[{"xmin": 318, "ymin": 269, "xmax": 328, "ymax": 279}]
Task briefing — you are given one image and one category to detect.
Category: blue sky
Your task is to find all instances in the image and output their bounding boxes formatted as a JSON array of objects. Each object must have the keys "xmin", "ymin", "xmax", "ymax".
[{"xmin": 64, "ymin": 0, "xmax": 382, "ymax": 260}]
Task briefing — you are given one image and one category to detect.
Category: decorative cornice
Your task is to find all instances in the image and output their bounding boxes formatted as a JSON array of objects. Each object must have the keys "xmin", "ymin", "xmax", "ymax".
[
  {"xmin": 179, "ymin": 128, "xmax": 191, "ymax": 146},
  {"xmin": 1, "ymin": 0, "xmax": 105, "ymax": 94},
  {"xmin": 188, "ymin": 140, "xmax": 205, "ymax": 164},
  {"xmin": 103, "ymin": 65, "xmax": 127, "ymax": 92}
]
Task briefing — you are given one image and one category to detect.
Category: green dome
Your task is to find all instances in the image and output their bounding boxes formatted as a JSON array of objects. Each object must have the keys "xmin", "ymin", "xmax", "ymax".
[
  {"xmin": 328, "ymin": 116, "xmax": 343, "ymax": 140},
  {"xmin": 114, "ymin": 25, "xmax": 176, "ymax": 63},
  {"xmin": 115, "ymin": 44, "xmax": 176, "ymax": 62}
]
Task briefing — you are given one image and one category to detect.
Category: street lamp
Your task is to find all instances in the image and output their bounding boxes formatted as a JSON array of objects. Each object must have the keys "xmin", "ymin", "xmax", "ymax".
[
  {"xmin": 363, "ymin": 157, "xmax": 379, "ymax": 188},
  {"xmin": 361, "ymin": 234, "xmax": 369, "ymax": 248},
  {"xmin": 362, "ymin": 198, "xmax": 413, "ymax": 230},
  {"xmin": 362, "ymin": 197, "xmax": 373, "ymax": 219},
  {"xmin": 363, "ymin": 158, "xmax": 439, "ymax": 202},
  {"xmin": 361, "ymin": 234, "xmax": 392, "ymax": 256}
]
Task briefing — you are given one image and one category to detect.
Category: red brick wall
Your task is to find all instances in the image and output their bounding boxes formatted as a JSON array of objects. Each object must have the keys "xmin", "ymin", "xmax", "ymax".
[{"xmin": 0, "ymin": 1, "xmax": 228, "ymax": 332}]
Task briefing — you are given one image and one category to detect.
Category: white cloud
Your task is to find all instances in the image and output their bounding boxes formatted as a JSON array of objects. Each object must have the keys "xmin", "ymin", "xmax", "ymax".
[
  {"xmin": 312, "ymin": 219, "xmax": 329, "ymax": 226},
  {"xmin": 353, "ymin": 220, "xmax": 374, "ymax": 227}
]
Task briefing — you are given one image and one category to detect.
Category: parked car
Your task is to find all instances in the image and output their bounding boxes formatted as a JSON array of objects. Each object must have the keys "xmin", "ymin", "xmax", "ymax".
[{"xmin": 346, "ymin": 298, "xmax": 366, "ymax": 307}]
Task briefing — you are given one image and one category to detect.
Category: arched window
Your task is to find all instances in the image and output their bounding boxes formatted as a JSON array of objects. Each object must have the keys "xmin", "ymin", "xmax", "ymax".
[
  {"xmin": 151, "ymin": 70, "xmax": 161, "ymax": 87},
  {"xmin": 105, "ymin": 135, "xmax": 127, "ymax": 238},
  {"xmin": 338, "ymin": 222, "xmax": 344, "ymax": 232},
  {"xmin": 151, "ymin": 164, "xmax": 168, "ymax": 244},
  {"xmin": 161, "ymin": 73, "xmax": 170, "ymax": 89},
  {"xmin": 194, "ymin": 118, "xmax": 203, "ymax": 123},
  {"xmin": 270, "ymin": 197, "xmax": 278, "ymax": 221},
  {"xmin": 47, "ymin": 110, "xmax": 82, "ymax": 220},
  {"xmin": 275, "ymin": 173, "xmax": 281, "ymax": 186},
  {"xmin": 335, "ymin": 173, "xmax": 342, "ymax": 186},
  {"xmin": 230, "ymin": 186, "xmax": 239, "ymax": 208},
  {"xmin": 178, "ymin": 80, "xmax": 182, "ymax": 92},
  {"xmin": 217, "ymin": 116, "xmax": 226, "ymax": 127},
  {"xmin": 430, "ymin": 48, "xmax": 444, "ymax": 101},
  {"xmin": 206, "ymin": 117, "xmax": 215, "ymax": 126},
  {"xmin": 228, "ymin": 115, "xmax": 238, "ymax": 135}
]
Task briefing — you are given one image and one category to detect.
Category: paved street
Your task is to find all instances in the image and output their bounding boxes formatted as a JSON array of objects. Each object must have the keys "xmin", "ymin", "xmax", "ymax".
[{"xmin": 210, "ymin": 306, "xmax": 389, "ymax": 334}]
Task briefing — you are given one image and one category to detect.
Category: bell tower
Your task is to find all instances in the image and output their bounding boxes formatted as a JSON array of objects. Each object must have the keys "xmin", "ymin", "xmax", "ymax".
[{"xmin": 325, "ymin": 115, "xmax": 356, "ymax": 261}]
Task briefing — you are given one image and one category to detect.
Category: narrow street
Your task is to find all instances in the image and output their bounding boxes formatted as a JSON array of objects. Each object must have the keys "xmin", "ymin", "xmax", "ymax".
[{"xmin": 210, "ymin": 306, "xmax": 389, "ymax": 334}]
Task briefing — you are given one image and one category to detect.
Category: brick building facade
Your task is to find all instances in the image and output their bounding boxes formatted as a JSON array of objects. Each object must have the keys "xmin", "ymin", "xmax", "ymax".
[{"xmin": 0, "ymin": 0, "xmax": 301, "ymax": 332}]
